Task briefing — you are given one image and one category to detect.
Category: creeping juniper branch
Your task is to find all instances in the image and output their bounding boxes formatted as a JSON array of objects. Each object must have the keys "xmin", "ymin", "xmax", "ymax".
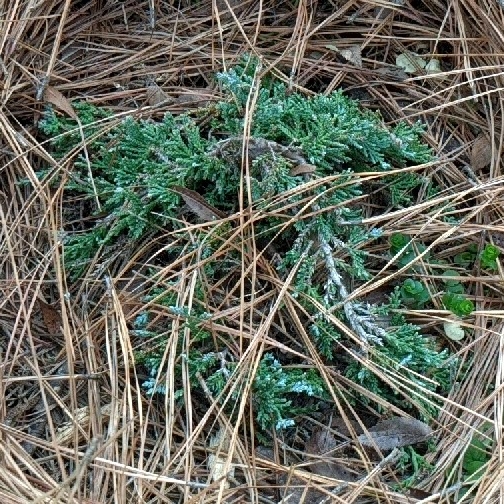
[{"xmin": 319, "ymin": 237, "xmax": 385, "ymax": 346}]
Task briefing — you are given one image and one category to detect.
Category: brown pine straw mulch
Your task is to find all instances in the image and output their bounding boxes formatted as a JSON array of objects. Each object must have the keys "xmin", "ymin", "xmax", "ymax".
[{"xmin": 1, "ymin": 0, "xmax": 504, "ymax": 502}]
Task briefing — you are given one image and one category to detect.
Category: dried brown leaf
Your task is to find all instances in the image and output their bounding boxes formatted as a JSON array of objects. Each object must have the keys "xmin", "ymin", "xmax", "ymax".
[
  {"xmin": 305, "ymin": 428, "xmax": 357, "ymax": 481},
  {"xmin": 208, "ymin": 427, "xmax": 234, "ymax": 488},
  {"xmin": 331, "ymin": 416, "xmax": 364, "ymax": 436},
  {"xmin": 57, "ymin": 404, "xmax": 113, "ymax": 444},
  {"xmin": 339, "ymin": 45, "xmax": 363, "ymax": 68},
  {"xmin": 172, "ymin": 185, "xmax": 227, "ymax": 221},
  {"xmin": 146, "ymin": 82, "xmax": 171, "ymax": 106},
  {"xmin": 290, "ymin": 163, "xmax": 316, "ymax": 176},
  {"xmin": 326, "ymin": 44, "xmax": 362, "ymax": 68},
  {"xmin": 358, "ymin": 417, "xmax": 432, "ymax": 451},
  {"xmin": 43, "ymin": 86, "xmax": 77, "ymax": 119},
  {"xmin": 175, "ymin": 91, "xmax": 210, "ymax": 105},
  {"xmin": 38, "ymin": 299, "xmax": 62, "ymax": 335},
  {"xmin": 279, "ymin": 476, "xmax": 324, "ymax": 504},
  {"xmin": 471, "ymin": 134, "xmax": 492, "ymax": 171}
]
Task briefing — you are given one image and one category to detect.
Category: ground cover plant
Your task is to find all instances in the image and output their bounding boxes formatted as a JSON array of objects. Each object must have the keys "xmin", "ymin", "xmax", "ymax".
[
  {"xmin": 39, "ymin": 57, "xmax": 450, "ymax": 424},
  {"xmin": 2, "ymin": 0, "xmax": 504, "ymax": 503}
]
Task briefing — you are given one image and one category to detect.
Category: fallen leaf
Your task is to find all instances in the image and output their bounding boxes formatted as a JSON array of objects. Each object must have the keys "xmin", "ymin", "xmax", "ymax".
[
  {"xmin": 57, "ymin": 404, "xmax": 113, "ymax": 444},
  {"xmin": 425, "ymin": 58, "xmax": 441, "ymax": 74},
  {"xmin": 396, "ymin": 52, "xmax": 426, "ymax": 74},
  {"xmin": 208, "ymin": 427, "xmax": 234, "ymax": 488},
  {"xmin": 471, "ymin": 134, "xmax": 492, "ymax": 171},
  {"xmin": 279, "ymin": 475, "xmax": 325, "ymax": 504},
  {"xmin": 175, "ymin": 91, "xmax": 210, "ymax": 105},
  {"xmin": 38, "ymin": 299, "xmax": 62, "ymax": 335},
  {"xmin": 326, "ymin": 44, "xmax": 362, "ymax": 68},
  {"xmin": 290, "ymin": 163, "xmax": 316, "ymax": 176},
  {"xmin": 339, "ymin": 45, "xmax": 363, "ymax": 68},
  {"xmin": 331, "ymin": 416, "xmax": 364, "ymax": 436},
  {"xmin": 305, "ymin": 428, "xmax": 337, "ymax": 478},
  {"xmin": 305, "ymin": 428, "xmax": 357, "ymax": 481},
  {"xmin": 43, "ymin": 86, "xmax": 77, "ymax": 119},
  {"xmin": 358, "ymin": 417, "xmax": 432, "ymax": 451},
  {"xmin": 146, "ymin": 82, "xmax": 171, "ymax": 106},
  {"xmin": 171, "ymin": 185, "xmax": 228, "ymax": 222},
  {"xmin": 444, "ymin": 321, "xmax": 465, "ymax": 341}
]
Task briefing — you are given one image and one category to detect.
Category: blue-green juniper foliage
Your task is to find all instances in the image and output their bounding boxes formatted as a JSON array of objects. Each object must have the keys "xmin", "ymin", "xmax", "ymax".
[{"xmin": 38, "ymin": 56, "xmax": 451, "ymax": 430}]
